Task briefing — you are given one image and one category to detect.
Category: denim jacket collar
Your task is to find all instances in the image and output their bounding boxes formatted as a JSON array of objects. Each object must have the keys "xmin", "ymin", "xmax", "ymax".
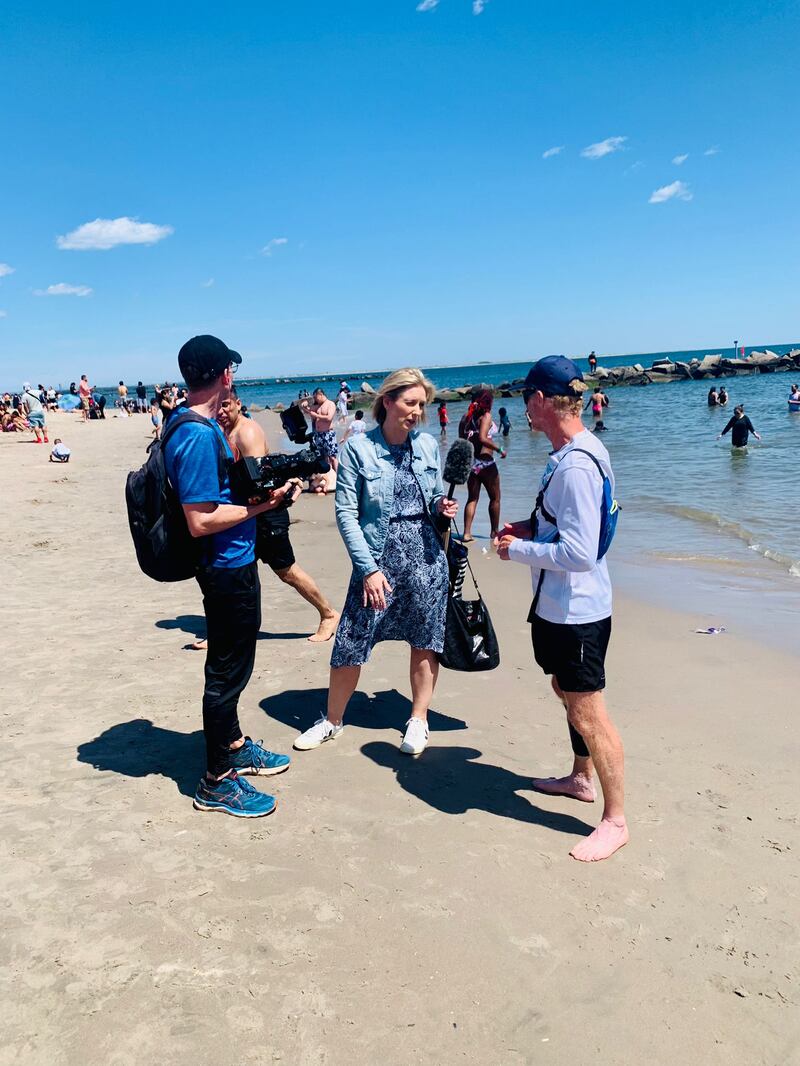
[{"xmin": 367, "ymin": 424, "xmax": 424, "ymax": 460}]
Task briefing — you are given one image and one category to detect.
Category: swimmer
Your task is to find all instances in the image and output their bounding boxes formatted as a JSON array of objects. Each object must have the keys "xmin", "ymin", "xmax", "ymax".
[{"xmin": 717, "ymin": 404, "xmax": 761, "ymax": 448}]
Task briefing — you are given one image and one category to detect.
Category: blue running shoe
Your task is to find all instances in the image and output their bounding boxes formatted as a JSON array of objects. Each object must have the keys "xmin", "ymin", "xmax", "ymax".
[
  {"xmin": 229, "ymin": 737, "xmax": 291, "ymax": 777},
  {"xmin": 193, "ymin": 772, "xmax": 276, "ymax": 817}
]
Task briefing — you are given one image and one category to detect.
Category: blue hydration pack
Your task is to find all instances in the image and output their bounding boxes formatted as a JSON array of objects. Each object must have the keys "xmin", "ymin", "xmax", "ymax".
[{"xmin": 534, "ymin": 448, "xmax": 619, "ymax": 560}]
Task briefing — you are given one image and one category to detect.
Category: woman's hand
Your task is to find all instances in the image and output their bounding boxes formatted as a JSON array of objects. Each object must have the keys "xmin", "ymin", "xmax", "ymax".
[
  {"xmin": 436, "ymin": 497, "xmax": 458, "ymax": 520},
  {"xmin": 362, "ymin": 570, "xmax": 393, "ymax": 610}
]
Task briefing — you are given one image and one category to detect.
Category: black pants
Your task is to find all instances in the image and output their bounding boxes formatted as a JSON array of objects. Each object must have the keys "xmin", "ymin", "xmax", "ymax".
[{"xmin": 196, "ymin": 562, "xmax": 261, "ymax": 776}]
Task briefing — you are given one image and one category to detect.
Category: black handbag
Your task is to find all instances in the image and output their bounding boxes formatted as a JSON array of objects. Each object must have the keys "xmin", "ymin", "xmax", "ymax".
[{"xmin": 438, "ymin": 534, "xmax": 500, "ymax": 672}]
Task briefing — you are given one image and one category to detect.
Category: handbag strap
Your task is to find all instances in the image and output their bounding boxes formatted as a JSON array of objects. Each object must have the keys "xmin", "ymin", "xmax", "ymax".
[{"xmin": 447, "ymin": 519, "xmax": 485, "ymax": 599}]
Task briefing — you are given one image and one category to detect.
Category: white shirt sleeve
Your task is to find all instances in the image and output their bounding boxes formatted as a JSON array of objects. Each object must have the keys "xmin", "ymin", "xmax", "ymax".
[{"xmin": 507, "ymin": 464, "xmax": 602, "ymax": 574}]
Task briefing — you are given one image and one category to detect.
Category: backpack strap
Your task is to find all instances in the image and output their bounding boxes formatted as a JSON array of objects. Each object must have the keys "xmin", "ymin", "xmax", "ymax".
[{"xmin": 160, "ymin": 410, "xmax": 228, "ymax": 485}]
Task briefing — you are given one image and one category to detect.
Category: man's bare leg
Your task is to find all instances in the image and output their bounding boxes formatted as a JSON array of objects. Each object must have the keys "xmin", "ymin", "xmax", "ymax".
[
  {"xmin": 275, "ymin": 563, "xmax": 339, "ymax": 642},
  {"xmin": 563, "ymin": 689, "xmax": 628, "ymax": 862},
  {"xmin": 531, "ymin": 678, "xmax": 597, "ymax": 802}
]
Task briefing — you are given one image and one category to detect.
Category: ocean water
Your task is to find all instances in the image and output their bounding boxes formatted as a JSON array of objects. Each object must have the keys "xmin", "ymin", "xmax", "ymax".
[{"xmin": 239, "ymin": 343, "xmax": 800, "ymax": 653}]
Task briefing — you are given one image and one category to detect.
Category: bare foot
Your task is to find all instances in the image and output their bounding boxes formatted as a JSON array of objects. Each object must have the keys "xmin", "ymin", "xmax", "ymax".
[
  {"xmin": 307, "ymin": 612, "xmax": 339, "ymax": 643},
  {"xmin": 461, "ymin": 535, "xmax": 475, "ymax": 544},
  {"xmin": 531, "ymin": 773, "xmax": 597, "ymax": 803},
  {"xmin": 189, "ymin": 638, "xmax": 207, "ymax": 651},
  {"xmin": 569, "ymin": 817, "xmax": 629, "ymax": 862}
]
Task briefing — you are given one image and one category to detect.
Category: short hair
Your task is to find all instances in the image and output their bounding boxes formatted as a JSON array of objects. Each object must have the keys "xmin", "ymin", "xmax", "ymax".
[
  {"xmin": 550, "ymin": 378, "xmax": 587, "ymax": 417},
  {"xmin": 371, "ymin": 367, "xmax": 436, "ymax": 425},
  {"xmin": 313, "ymin": 387, "xmax": 325, "ymax": 398},
  {"xmin": 354, "ymin": 410, "xmax": 364, "ymax": 419},
  {"xmin": 734, "ymin": 404, "xmax": 744, "ymax": 415}
]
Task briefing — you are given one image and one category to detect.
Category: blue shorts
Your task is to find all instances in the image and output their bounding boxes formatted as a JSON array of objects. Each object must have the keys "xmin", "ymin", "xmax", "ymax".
[{"xmin": 28, "ymin": 411, "xmax": 45, "ymax": 428}]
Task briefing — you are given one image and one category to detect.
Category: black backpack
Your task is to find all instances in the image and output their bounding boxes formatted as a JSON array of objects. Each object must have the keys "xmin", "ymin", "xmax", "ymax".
[{"xmin": 125, "ymin": 411, "xmax": 227, "ymax": 582}]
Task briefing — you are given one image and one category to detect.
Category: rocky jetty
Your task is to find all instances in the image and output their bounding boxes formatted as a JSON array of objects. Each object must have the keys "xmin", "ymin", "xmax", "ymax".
[{"xmin": 340, "ymin": 349, "xmax": 800, "ymax": 407}]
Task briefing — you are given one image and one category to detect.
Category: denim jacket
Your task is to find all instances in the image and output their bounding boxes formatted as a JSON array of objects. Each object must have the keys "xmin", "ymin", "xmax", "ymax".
[{"xmin": 335, "ymin": 426, "xmax": 445, "ymax": 577}]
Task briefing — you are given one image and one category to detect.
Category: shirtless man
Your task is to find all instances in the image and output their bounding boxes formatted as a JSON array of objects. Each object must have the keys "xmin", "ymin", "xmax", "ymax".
[
  {"xmin": 301, "ymin": 388, "xmax": 339, "ymax": 471},
  {"xmin": 216, "ymin": 390, "xmax": 339, "ymax": 643},
  {"xmin": 78, "ymin": 375, "xmax": 92, "ymax": 422}
]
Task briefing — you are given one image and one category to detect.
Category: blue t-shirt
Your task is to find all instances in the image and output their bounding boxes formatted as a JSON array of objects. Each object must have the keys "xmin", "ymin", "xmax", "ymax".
[{"xmin": 163, "ymin": 410, "xmax": 256, "ymax": 569}]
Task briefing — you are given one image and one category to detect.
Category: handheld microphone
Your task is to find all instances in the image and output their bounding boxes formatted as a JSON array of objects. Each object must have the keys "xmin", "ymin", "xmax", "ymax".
[{"xmin": 441, "ymin": 438, "xmax": 474, "ymax": 553}]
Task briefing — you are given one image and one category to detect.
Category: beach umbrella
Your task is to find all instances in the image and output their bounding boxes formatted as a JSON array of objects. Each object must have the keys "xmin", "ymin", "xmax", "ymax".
[{"xmin": 58, "ymin": 394, "xmax": 80, "ymax": 410}]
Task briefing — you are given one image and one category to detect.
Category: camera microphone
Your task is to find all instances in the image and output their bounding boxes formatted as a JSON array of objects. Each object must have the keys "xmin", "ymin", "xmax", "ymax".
[{"xmin": 441, "ymin": 438, "xmax": 474, "ymax": 553}]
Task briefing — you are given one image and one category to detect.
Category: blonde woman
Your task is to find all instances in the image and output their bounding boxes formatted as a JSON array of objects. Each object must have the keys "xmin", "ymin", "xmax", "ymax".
[{"xmin": 294, "ymin": 368, "xmax": 458, "ymax": 756}]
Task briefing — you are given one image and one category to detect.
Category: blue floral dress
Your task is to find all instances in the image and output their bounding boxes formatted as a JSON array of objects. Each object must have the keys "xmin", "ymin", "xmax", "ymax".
[{"xmin": 331, "ymin": 442, "xmax": 449, "ymax": 667}]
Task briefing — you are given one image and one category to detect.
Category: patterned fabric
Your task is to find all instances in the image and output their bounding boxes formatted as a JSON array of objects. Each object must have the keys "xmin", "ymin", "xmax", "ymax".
[
  {"xmin": 331, "ymin": 442, "xmax": 448, "ymax": 667},
  {"xmin": 312, "ymin": 429, "xmax": 339, "ymax": 459}
]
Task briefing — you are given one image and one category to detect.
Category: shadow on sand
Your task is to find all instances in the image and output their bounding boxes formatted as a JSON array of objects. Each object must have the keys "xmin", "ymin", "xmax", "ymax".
[
  {"xmin": 77, "ymin": 718, "xmax": 203, "ymax": 797},
  {"xmin": 360, "ymin": 741, "xmax": 594, "ymax": 836},
  {"xmin": 260, "ymin": 687, "xmax": 468, "ymax": 737},
  {"xmin": 155, "ymin": 614, "xmax": 310, "ymax": 644}
]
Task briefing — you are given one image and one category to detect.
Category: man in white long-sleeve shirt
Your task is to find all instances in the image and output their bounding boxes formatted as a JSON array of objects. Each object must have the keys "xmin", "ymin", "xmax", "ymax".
[{"xmin": 495, "ymin": 356, "xmax": 628, "ymax": 863}]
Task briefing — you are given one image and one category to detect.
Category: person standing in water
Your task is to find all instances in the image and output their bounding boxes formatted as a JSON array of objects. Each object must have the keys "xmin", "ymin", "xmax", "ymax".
[
  {"xmin": 718, "ymin": 404, "xmax": 761, "ymax": 448},
  {"xmin": 459, "ymin": 389, "xmax": 506, "ymax": 543},
  {"xmin": 718, "ymin": 387, "xmax": 729, "ymax": 407},
  {"xmin": 584, "ymin": 387, "xmax": 609, "ymax": 422},
  {"xmin": 707, "ymin": 387, "xmax": 719, "ymax": 407}
]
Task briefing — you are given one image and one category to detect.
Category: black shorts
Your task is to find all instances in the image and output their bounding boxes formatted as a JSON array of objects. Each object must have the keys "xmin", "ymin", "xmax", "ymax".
[
  {"xmin": 255, "ymin": 509, "xmax": 295, "ymax": 572},
  {"xmin": 531, "ymin": 615, "xmax": 611, "ymax": 693}
]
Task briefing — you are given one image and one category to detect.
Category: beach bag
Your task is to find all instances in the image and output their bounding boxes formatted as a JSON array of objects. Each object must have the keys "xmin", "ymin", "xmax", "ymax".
[
  {"xmin": 125, "ymin": 412, "xmax": 226, "ymax": 582},
  {"xmin": 529, "ymin": 447, "xmax": 619, "ymax": 612},
  {"xmin": 439, "ymin": 534, "xmax": 500, "ymax": 672}
]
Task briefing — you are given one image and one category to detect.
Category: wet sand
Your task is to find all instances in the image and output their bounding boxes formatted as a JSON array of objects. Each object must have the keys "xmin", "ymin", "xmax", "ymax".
[{"xmin": 1, "ymin": 411, "xmax": 798, "ymax": 1066}]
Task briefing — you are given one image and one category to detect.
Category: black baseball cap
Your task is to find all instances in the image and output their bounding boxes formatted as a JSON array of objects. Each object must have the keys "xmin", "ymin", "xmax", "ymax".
[
  {"xmin": 178, "ymin": 335, "xmax": 242, "ymax": 386},
  {"xmin": 523, "ymin": 356, "xmax": 584, "ymax": 397}
]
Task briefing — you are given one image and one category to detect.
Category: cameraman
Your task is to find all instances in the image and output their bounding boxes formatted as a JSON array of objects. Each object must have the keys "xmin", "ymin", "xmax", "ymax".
[
  {"xmin": 165, "ymin": 335, "xmax": 299, "ymax": 818},
  {"xmin": 217, "ymin": 388, "xmax": 340, "ymax": 642}
]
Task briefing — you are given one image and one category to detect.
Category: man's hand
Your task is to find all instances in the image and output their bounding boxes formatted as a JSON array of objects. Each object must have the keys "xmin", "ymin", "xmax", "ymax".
[
  {"xmin": 494, "ymin": 534, "xmax": 517, "ymax": 561},
  {"xmin": 362, "ymin": 570, "xmax": 393, "ymax": 610},
  {"xmin": 437, "ymin": 497, "xmax": 458, "ymax": 520},
  {"xmin": 256, "ymin": 478, "xmax": 303, "ymax": 509}
]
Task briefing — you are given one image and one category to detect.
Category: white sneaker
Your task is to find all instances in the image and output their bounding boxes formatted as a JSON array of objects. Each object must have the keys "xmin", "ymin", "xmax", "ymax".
[
  {"xmin": 400, "ymin": 718, "xmax": 429, "ymax": 756},
  {"xmin": 294, "ymin": 717, "xmax": 344, "ymax": 751}
]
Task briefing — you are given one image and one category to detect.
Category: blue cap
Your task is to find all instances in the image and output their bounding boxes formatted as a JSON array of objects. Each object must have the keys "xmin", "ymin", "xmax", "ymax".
[{"xmin": 524, "ymin": 356, "xmax": 584, "ymax": 397}]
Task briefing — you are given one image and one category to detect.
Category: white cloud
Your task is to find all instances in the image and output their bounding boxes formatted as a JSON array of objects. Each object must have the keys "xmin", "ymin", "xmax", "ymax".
[
  {"xmin": 57, "ymin": 216, "xmax": 173, "ymax": 251},
  {"xmin": 416, "ymin": 0, "xmax": 439, "ymax": 9},
  {"xmin": 704, "ymin": 145, "xmax": 720, "ymax": 156},
  {"xmin": 473, "ymin": 0, "xmax": 490, "ymax": 12},
  {"xmin": 0, "ymin": 263, "xmax": 15, "ymax": 278},
  {"xmin": 672, "ymin": 153, "xmax": 689, "ymax": 166},
  {"xmin": 201, "ymin": 278, "xmax": 215, "ymax": 288},
  {"xmin": 581, "ymin": 136, "xmax": 627, "ymax": 159},
  {"xmin": 33, "ymin": 282, "xmax": 93, "ymax": 297},
  {"xmin": 648, "ymin": 180, "xmax": 693, "ymax": 204},
  {"xmin": 542, "ymin": 145, "xmax": 564, "ymax": 159},
  {"xmin": 261, "ymin": 237, "xmax": 288, "ymax": 257}
]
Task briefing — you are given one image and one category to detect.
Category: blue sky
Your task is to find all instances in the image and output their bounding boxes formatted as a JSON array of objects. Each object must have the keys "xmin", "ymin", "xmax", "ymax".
[{"xmin": 1, "ymin": 0, "xmax": 798, "ymax": 385}]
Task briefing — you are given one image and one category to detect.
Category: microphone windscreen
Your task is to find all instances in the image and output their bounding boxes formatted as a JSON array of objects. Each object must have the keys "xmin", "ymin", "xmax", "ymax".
[{"xmin": 442, "ymin": 438, "xmax": 474, "ymax": 486}]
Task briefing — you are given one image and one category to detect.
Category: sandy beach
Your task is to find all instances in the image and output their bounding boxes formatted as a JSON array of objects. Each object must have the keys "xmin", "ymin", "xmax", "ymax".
[{"xmin": 1, "ymin": 410, "xmax": 798, "ymax": 1066}]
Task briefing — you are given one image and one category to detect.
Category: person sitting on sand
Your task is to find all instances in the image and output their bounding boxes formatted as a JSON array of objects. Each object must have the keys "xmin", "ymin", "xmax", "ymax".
[
  {"xmin": 717, "ymin": 404, "xmax": 761, "ymax": 448},
  {"xmin": 218, "ymin": 388, "xmax": 340, "ymax": 643},
  {"xmin": 49, "ymin": 439, "xmax": 71, "ymax": 462},
  {"xmin": 494, "ymin": 355, "xmax": 627, "ymax": 863}
]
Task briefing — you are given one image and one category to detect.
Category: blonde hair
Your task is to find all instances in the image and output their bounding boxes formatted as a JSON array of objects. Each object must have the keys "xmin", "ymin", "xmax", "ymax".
[
  {"xmin": 372, "ymin": 367, "xmax": 436, "ymax": 425},
  {"xmin": 551, "ymin": 378, "xmax": 587, "ymax": 418}
]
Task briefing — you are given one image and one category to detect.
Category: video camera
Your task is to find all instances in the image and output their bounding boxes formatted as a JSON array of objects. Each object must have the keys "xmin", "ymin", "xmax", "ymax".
[{"xmin": 230, "ymin": 449, "xmax": 330, "ymax": 502}]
